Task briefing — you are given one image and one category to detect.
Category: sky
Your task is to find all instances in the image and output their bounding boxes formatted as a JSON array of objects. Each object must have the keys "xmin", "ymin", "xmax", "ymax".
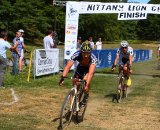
[{"xmin": 128, "ymin": 0, "xmax": 150, "ymax": 3}]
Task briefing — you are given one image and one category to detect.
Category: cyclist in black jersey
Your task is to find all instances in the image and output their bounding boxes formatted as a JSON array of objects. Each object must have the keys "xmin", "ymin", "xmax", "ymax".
[{"xmin": 59, "ymin": 41, "xmax": 97, "ymax": 93}]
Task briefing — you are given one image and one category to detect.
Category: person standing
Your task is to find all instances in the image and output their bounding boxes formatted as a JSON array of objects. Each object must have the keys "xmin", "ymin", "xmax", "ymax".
[
  {"xmin": 43, "ymin": 29, "xmax": 54, "ymax": 49},
  {"xmin": 17, "ymin": 29, "xmax": 25, "ymax": 73},
  {"xmin": 12, "ymin": 31, "xmax": 21, "ymax": 75},
  {"xmin": 0, "ymin": 31, "xmax": 14, "ymax": 87},
  {"xmin": 89, "ymin": 37, "xmax": 95, "ymax": 50},
  {"xmin": 76, "ymin": 36, "xmax": 82, "ymax": 50},
  {"xmin": 95, "ymin": 38, "xmax": 102, "ymax": 50}
]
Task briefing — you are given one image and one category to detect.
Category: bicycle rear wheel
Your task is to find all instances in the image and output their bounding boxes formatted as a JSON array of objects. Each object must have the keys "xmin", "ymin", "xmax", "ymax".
[{"xmin": 59, "ymin": 89, "xmax": 76, "ymax": 129}]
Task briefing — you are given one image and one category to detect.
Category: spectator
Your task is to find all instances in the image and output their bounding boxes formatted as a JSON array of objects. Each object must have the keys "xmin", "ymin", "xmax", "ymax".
[
  {"xmin": 89, "ymin": 37, "xmax": 94, "ymax": 49},
  {"xmin": 12, "ymin": 31, "xmax": 21, "ymax": 75},
  {"xmin": 18, "ymin": 29, "xmax": 25, "ymax": 72},
  {"xmin": 0, "ymin": 31, "xmax": 15, "ymax": 87},
  {"xmin": 95, "ymin": 38, "xmax": 102, "ymax": 50},
  {"xmin": 76, "ymin": 36, "xmax": 82, "ymax": 50},
  {"xmin": 43, "ymin": 29, "xmax": 54, "ymax": 49}
]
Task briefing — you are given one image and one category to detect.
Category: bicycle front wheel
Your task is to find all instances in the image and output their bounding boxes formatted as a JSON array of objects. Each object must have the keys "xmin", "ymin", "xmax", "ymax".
[
  {"xmin": 59, "ymin": 89, "xmax": 76, "ymax": 129},
  {"xmin": 76, "ymin": 91, "xmax": 88, "ymax": 122}
]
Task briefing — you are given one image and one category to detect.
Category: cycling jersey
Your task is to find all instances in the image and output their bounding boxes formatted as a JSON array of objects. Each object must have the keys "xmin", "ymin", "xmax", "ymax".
[
  {"xmin": 70, "ymin": 50, "xmax": 97, "ymax": 79},
  {"xmin": 13, "ymin": 37, "xmax": 24, "ymax": 58},
  {"xmin": 117, "ymin": 46, "xmax": 133, "ymax": 65}
]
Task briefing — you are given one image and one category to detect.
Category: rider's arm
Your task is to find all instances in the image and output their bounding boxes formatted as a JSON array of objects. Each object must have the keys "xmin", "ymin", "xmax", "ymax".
[
  {"xmin": 61, "ymin": 60, "xmax": 74, "ymax": 78},
  {"xmin": 129, "ymin": 54, "xmax": 133, "ymax": 66},
  {"xmin": 114, "ymin": 54, "xmax": 119, "ymax": 66},
  {"xmin": 85, "ymin": 63, "xmax": 96, "ymax": 91}
]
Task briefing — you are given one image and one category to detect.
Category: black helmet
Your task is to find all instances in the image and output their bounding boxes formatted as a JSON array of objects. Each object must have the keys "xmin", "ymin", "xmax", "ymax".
[{"xmin": 81, "ymin": 40, "xmax": 92, "ymax": 52}]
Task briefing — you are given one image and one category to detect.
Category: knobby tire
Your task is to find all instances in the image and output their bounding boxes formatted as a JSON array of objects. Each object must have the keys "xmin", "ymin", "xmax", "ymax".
[{"xmin": 59, "ymin": 89, "xmax": 76, "ymax": 129}]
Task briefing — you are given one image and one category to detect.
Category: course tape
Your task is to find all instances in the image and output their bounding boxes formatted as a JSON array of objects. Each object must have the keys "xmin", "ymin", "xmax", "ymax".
[{"xmin": 0, "ymin": 88, "xmax": 19, "ymax": 106}]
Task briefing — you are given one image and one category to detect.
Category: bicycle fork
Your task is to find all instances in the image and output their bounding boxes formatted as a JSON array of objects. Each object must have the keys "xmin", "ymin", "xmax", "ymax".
[{"xmin": 70, "ymin": 86, "xmax": 80, "ymax": 112}]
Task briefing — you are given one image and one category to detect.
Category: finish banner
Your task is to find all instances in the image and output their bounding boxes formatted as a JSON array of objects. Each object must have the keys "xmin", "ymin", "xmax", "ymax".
[{"xmin": 64, "ymin": 2, "xmax": 159, "ymax": 60}]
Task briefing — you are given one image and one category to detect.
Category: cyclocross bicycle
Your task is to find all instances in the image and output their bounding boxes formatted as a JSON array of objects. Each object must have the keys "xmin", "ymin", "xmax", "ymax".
[
  {"xmin": 59, "ymin": 77, "xmax": 88, "ymax": 129},
  {"xmin": 112, "ymin": 65, "xmax": 129, "ymax": 103},
  {"xmin": 117, "ymin": 70, "xmax": 127, "ymax": 103}
]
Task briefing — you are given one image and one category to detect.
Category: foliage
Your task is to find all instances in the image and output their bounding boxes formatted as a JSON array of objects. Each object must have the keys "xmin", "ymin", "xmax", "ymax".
[{"xmin": 0, "ymin": 0, "xmax": 160, "ymax": 44}]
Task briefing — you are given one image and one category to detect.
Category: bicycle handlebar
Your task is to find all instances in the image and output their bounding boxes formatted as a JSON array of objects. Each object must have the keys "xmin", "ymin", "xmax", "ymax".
[{"xmin": 65, "ymin": 77, "xmax": 86, "ymax": 82}]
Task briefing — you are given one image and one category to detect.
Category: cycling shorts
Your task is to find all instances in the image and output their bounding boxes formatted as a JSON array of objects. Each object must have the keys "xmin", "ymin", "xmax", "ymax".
[
  {"xmin": 74, "ymin": 65, "xmax": 89, "ymax": 79},
  {"xmin": 119, "ymin": 57, "xmax": 130, "ymax": 65}
]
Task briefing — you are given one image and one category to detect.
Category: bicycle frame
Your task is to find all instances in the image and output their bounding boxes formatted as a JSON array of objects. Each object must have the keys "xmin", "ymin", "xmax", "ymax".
[
  {"xmin": 117, "ymin": 65, "xmax": 129, "ymax": 102},
  {"xmin": 70, "ymin": 78, "xmax": 86, "ymax": 112}
]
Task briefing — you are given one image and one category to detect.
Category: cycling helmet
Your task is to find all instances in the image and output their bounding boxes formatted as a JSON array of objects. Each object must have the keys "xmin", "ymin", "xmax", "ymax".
[
  {"xmin": 18, "ymin": 29, "xmax": 24, "ymax": 33},
  {"xmin": 81, "ymin": 40, "xmax": 92, "ymax": 52},
  {"xmin": 120, "ymin": 41, "xmax": 128, "ymax": 48}
]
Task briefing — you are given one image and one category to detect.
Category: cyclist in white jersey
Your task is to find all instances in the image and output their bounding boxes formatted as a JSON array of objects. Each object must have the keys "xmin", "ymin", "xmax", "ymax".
[{"xmin": 112, "ymin": 41, "xmax": 133, "ymax": 78}]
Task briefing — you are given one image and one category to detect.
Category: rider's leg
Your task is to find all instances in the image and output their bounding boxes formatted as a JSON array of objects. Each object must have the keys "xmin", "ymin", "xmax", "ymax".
[
  {"xmin": 18, "ymin": 50, "xmax": 24, "ymax": 72},
  {"xmin": 83, "ymin": 73, "xmax": 90, "ymax": 92},
  {"xmin": 118, "ymin": 65, "xmax": 123, "ymax": 76},
  {"xmin": 123, "ymin": 64, "xmax": 131, "ymax": 78},
  {"xmin": 82, "ymin": 73, "xmax": 90, "ymax": 104},
  {"xmin": 18, "ymin": 57, "xmax": 23, "ymax": 72}
]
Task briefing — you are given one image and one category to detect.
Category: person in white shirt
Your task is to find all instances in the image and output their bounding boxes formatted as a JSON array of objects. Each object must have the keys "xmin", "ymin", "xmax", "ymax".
[
  {"xmin": 89, "ymin": 37, "xmax": 94, "ymax": 49},
  {"xmin": 43, "ymin": 29, "xmax": 54, "ymax": 49},
  {"xmin": 0, "ymin": 31, "xmax": 16, "ymax": 87},
  {"xmin": 95, "ymin": 38, "xmax": 102, "ymax": 50},
  {"xmin": 17, "ymin": 29, "xmax": 25, "ymax": 72}
]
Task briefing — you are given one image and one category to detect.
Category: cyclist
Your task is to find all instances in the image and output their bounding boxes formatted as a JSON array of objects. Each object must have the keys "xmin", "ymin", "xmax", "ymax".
[
  {"xmin": 59, "ymin": 41, "xmax": 97, "ymax": 103},
  {"xmin": 112, "ymin": 41, "xmax": 133, "ymax": 88}
]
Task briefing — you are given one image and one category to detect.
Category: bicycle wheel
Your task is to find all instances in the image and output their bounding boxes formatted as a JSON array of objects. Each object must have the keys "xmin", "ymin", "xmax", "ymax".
[
  {"xmin": 116, "ymin": 87, "xmax": 122, "ymax": 103},
  {"xmin": 59, "ymin": 89, "xmax": 76, "ymax": 129},
  {"xmin": 76, "ymin": 89, "xmax": 88, "ymax": 122},
  {"xmin": 125, "ymin": 86, "xmax": 128, "ymax": 98}
]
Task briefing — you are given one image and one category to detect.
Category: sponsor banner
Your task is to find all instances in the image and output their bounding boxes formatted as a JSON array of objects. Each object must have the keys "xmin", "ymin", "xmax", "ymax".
[
  {"xmin": 65, "ymin": 2, "xmax": 80, "ymax": 59},
  {"xmin": 92, "ymin": 49, "xmax": 117, "ymax": 68},
  {"xmin": 35, "ymin": 49, "xmax": 59, "ymax": 76},
  {"xmin": 92, "ymin": 49, "xmax": 152, "ymax": 68}
]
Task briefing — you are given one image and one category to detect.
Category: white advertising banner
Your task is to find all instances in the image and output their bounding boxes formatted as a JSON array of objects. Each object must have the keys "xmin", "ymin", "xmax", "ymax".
[
  {"xmin": 64, "ymin": 2, "xmax": 80, "ymax": 59},
  {"xmin": 35, "ymin": 49, "xmax": 59, "ymax": 76}
]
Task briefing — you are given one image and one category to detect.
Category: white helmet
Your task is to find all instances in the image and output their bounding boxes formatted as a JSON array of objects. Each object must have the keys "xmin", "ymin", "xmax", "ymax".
[
  {"xmin": 18, "ymin": 29, "xmax": 24, "ymax": 33},
  {"xmin": 120, "ymin": 41, "xmax": 128, "ymax": 48}
]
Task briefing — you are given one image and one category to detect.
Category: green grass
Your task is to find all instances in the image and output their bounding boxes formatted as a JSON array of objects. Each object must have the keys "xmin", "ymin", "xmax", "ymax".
[{"xmin": 1, "ymin": 43, "xmax": 160, "ymax": 130}]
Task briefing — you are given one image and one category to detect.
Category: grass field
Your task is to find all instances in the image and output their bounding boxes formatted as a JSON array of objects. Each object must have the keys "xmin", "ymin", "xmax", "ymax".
[{"xmin": 0, "ymin": 44, "xmax": 160, "ymax": 130}]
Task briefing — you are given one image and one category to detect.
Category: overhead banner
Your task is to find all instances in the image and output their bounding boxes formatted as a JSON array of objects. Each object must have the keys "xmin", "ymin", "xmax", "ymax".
[
  {"xmin": 65, "ymin": 2, "xmax": 159, "ymax": 59},
  {"xmin": 34, "ymin": 49, "xmax": 59, "ymax": 76}
]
